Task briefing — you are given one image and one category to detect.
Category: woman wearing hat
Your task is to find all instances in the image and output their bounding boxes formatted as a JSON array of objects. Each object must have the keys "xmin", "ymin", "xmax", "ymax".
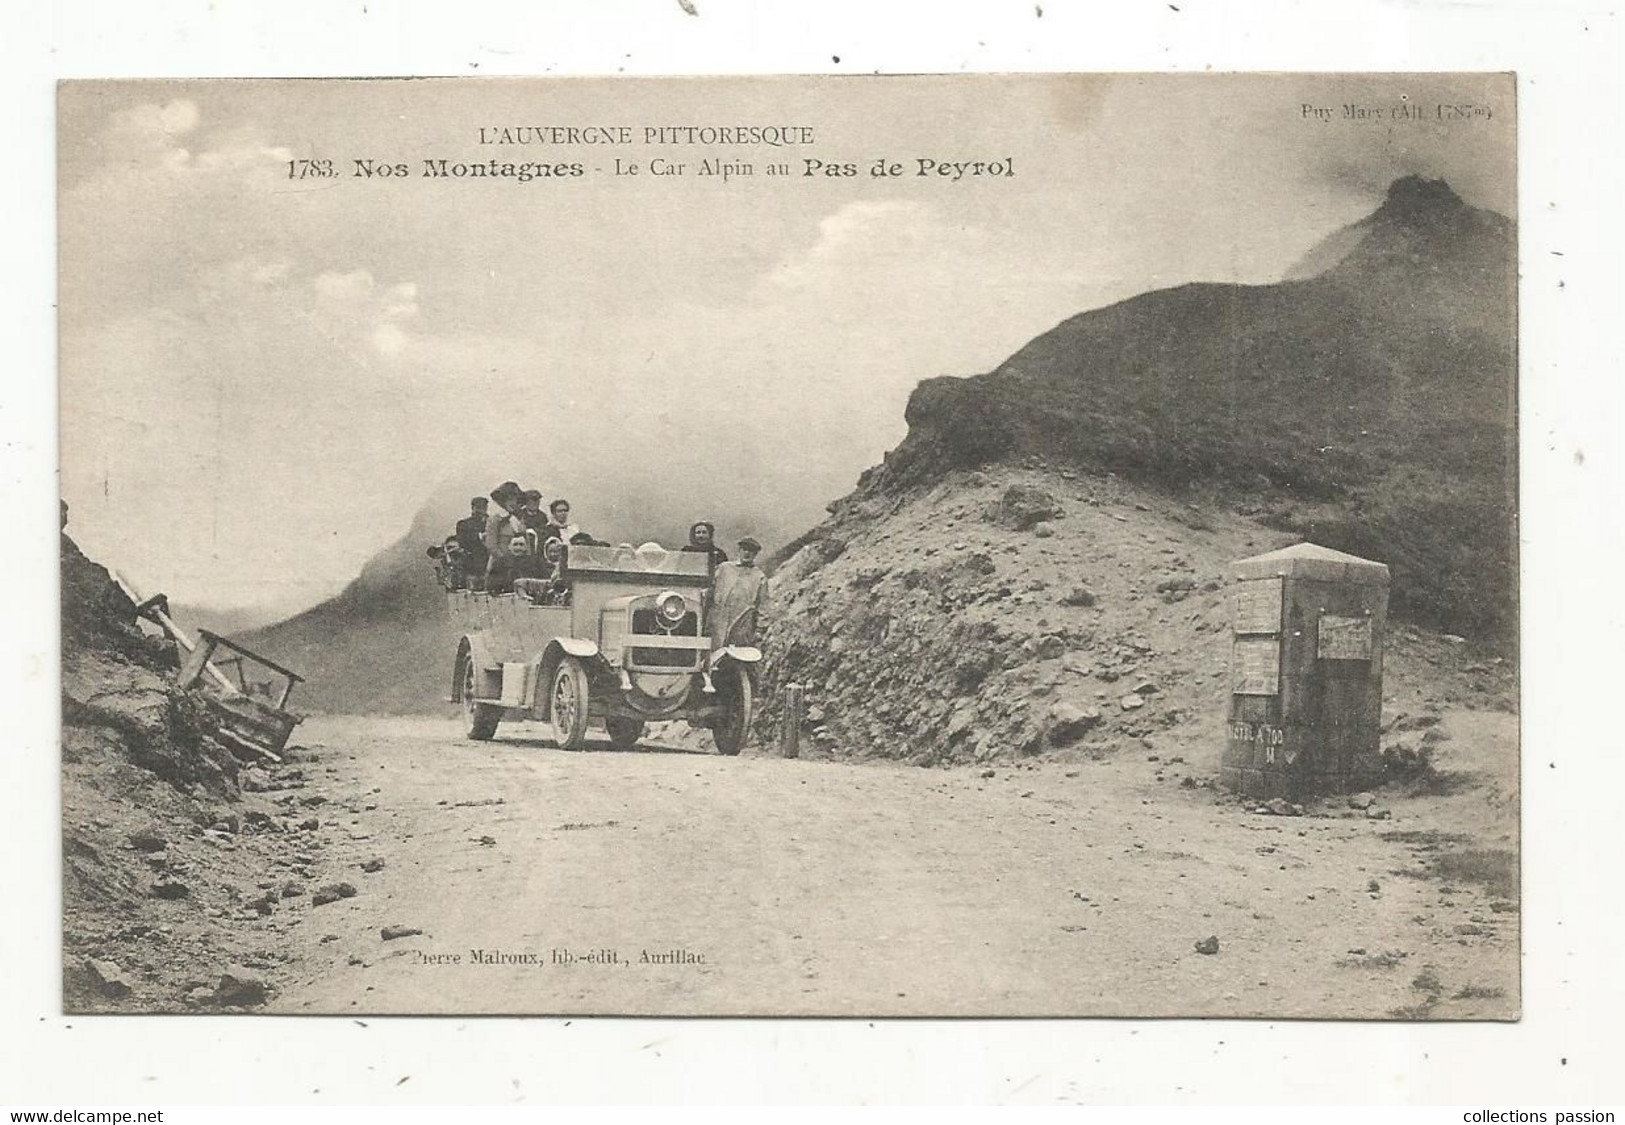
[
  {"xmin": 484, "ymin": 481, "xmax": 525, "ymax": 567},
  {"xmin": 681, "ymin": 521, "xmax": 730, "ymax": 568}
]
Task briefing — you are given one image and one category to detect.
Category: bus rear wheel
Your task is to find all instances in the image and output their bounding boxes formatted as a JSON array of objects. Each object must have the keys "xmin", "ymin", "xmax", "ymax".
[{"xmin": 463, "ymin": 657, "xmax": 502, "ymax": 741}]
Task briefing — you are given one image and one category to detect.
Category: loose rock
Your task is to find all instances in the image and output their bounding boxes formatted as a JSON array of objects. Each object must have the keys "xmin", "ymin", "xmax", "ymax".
[
  {"xmin": 312, "ymin": 881, "xmax": 358, "ymax": 907},
  {"xmin": 127, "ymin": 830, "xmax": 166, "ymax": 853},
  {"xmin": 1047, "ymin": 703, "xmax": 1103, "ymax": 746},
  {"xmin": 985, "ymin": 485, "xmax": 1064, "ymax": 531},
  {"xmin": 85, "ymin": 958, "xmax": 132, "ymax": 998},
  {"xmin": 213, "ymin": 966, "xmax": 270, "ymax": 1008},
  {"xmin": 380, "ymin": 925, "xmax": 424, "ymax": 941},
  {"xmin": 1195, "ymin": 936, "xmax": 1220, "ymax": 955}
]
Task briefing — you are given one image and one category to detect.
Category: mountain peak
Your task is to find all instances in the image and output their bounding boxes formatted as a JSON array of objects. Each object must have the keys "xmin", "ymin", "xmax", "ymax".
[{"xmin": 1375, "ymin": 175, "xmax": 1467, "ymax": 224}]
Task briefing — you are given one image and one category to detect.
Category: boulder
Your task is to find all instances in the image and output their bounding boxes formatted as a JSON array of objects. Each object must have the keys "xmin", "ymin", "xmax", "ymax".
[
  {"xmin": 1031, "ymin": 635, "xmax": 1066, "ymax": 661},
  {"xmin": 1118, "ymin": 694, "xmax": 1146, "ymax": 712},
  {"xmin": 380, "ymin": 925, "xmax": 424, "ymax": 941},
  {"xmin": 311, "ymin": 881, "xmax": 358, "ymax": 906},
  {"xmin": 1155, "ymin": 576, "xmax": 1197, "ymax": 593},
  {"xmin": 1048, "ymin": 703, "xmax": 1103, "ymax": 746},
  {"xmin": 986, "ymin": 485, "xmax": 1064, "ymax": 531},
  {"xmin": 85, "ymin": 958, "xmax": 132, "ymax": 998},
  {"xmin": 1348, "ymin": 792, "xmax": 1376, "ymax": 810},
  {"xmin": 1060, "ymin": 653, "xmax": 1093, "ymax": 676},
  {"xmin": 1059, "ymin": 586, "xmax": 1098, "ymax": 607},
  {"xmin": 213, "ymin": 966, "xmax": 270, "ymax": 1007},
  {"xmin": 127, "ymin": 830, "xmax": 166, "ymax": 853}
]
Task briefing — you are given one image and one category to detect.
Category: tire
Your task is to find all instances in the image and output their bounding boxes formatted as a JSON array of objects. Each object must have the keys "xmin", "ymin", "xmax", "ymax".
[
  {"xmin": 606, "ymin": 716, "xmax": 645, "ymax": 749},
  {"xmin": 550, "ymin": 656, "xmax": 591, "ymax": 750},
  {"xmin": 462, "ymin": 656, "xmax": 502, "ymax": 741},
  {"xmin": 712, "ymin": 664, "xmax": 753, "ymax": 756}
]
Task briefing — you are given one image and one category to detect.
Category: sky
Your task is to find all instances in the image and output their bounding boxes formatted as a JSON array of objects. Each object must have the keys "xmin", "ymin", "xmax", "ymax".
[{"xmin": 57, "ymin": 74, "xmax": 1515, "ymax": 619}]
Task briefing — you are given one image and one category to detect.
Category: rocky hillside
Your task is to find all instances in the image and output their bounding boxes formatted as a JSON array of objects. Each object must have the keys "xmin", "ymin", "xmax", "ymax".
[
  {"xmin": 755, "ymin": 462, "xmax": 1514, "ymax": 766},
  {"xmin": 872, "ymin": 176, "xmax": 1515, "ymax": 641},
  {"xmin": 61, "ymin": 532, "xmax": 353, "ymax": 1012}
]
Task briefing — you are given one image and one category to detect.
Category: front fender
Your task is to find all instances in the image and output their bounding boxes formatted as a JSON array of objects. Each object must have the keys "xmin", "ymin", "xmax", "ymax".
[
  {"xmin": 534, "ymin": 637, "xmax": 603, "ymax": 719},
  {"xmin": 555, "ymin": 637, "xmax": 600, "ymax": 660},
  {"xmin": 710, "ymin": 645, "xmax": 762, "ymax": 665}
]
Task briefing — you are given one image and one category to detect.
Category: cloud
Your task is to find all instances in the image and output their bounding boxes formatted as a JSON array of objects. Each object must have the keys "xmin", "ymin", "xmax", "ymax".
[
  {"xmin": 314, "ymin": 269, "xmax": 377, "ymax": 302},
  {"xmin": 110, "ymin": 99, "xmax": 199, "ymax": 142},
  {"xmin": 371, "ymin": 323, "xmax": 408, "ymax": 356}
]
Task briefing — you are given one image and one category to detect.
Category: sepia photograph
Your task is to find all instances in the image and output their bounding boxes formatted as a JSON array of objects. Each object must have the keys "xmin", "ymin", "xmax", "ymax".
[{"xmin": 57, "ymin": 72, "xmax": 1519, "ymax": 1019}]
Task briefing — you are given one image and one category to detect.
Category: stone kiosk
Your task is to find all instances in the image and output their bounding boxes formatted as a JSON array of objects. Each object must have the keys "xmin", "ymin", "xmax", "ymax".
[{"xmin": 1223, "ymin": 543, "xmax": 1389, "ymax": 798}]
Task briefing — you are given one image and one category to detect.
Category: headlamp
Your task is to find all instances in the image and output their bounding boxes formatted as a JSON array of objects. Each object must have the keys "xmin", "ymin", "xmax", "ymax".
[{"xmin": 656, "ymin": 591, "xmax": 687, "ymax": 623}]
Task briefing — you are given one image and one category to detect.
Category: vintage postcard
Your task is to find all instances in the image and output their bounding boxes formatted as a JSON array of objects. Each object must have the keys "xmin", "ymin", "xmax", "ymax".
[{"xmin": 58, "ymin": 74, "xmax": 1517, "ymax": 1018}]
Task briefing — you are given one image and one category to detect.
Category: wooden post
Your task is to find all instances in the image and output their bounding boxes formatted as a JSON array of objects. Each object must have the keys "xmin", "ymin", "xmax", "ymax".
[{"xmin": 780, "ymin": 682, "xmax": 803, "ymax": 759}]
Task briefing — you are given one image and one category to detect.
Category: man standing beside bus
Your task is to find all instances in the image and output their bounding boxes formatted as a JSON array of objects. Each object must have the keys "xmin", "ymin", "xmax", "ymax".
[{"xmin": 710, "ymin": 536, "xmax": 767, "ymax": 648}]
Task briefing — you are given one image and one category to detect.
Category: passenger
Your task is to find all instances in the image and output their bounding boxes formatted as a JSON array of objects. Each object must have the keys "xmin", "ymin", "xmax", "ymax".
[
  {"xmin": 487, "ymin": 533, "xmax": 544, "ymax": 595},
  {"xmin": 682, "ymin": 521, "xmax": 729, "ymax": 568},
  {"xmin": 485, "ymin": 481, "xmax": 524, "ymax": 562},
  {"xmin": 709, "ymin": 536, "xmax": 767, "ymax": 648},
  {"xmin": 518, "ymin": 490, "xmax": 548, "ymax": 536},
  {"xmin": 455, "ymin": 497, "xmax": 490, "ymax": 590},
  {"xmin": 546, "ymin": 498, "xmax": 582, "ymax": 544},
  {"xmin": 428, "ymin": 536, "xmax": 467, "ymax": 590}
]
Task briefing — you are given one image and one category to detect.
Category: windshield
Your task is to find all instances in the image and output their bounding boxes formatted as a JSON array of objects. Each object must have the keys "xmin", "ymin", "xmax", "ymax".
[{"xmin": 565, "ymin": 542, "xmax": 712, "ymax": 579}]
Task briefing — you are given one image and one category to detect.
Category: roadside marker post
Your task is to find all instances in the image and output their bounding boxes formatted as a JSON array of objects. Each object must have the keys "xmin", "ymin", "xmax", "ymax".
[{"xmin": 780, "ymin": 682, "xmax": 803, "ymax": 759}]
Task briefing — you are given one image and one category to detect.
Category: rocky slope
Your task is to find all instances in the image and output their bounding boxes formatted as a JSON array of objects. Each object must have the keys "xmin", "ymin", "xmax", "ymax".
[
  {"xmin": 60, "ymin": 532, "xmax": 384, "ymax": 1012},
  {"xmin": 755, "ymin": 461, "xmax": 1514, "ymax": 767},
  {"xmin": 872, "ymin": 176, "xmax": 1515, "ymax": 641}
]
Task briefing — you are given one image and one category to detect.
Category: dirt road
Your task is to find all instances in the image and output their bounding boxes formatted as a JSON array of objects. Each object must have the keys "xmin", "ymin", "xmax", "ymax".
[{"xmin": 267, "ymin": 713, "xmax": 1518, "ymax": 1018}]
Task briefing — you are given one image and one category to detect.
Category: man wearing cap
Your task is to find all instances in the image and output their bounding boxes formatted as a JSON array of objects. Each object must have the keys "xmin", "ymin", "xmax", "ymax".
[
  {"xmin": 454, "ymin": 497, "xmax": 491, "ymax": 590},
  {"xmin": 709, "ymin": 536, "xmax": 767, "ymax": 648},
  {"xmin": 518, "ymin": 490, "xmax": 549, "ymax": 540}
]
